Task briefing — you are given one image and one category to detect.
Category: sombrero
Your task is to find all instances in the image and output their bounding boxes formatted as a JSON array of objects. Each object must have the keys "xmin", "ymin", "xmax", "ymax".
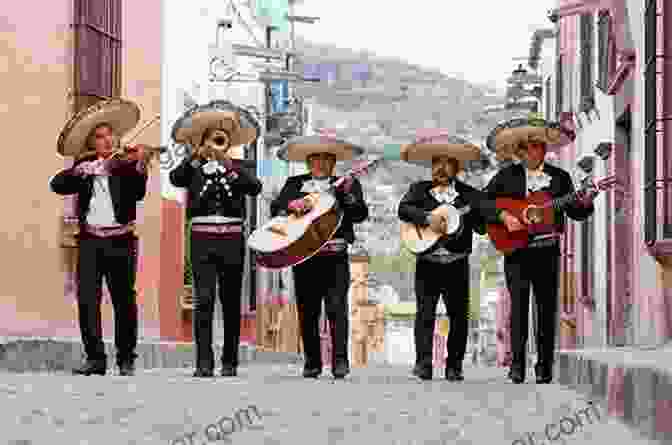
[
  {"xmin": 485, "ymin": 113, "xmax": 575, "ymax": 160},
  {"xmin": 171, "ymin": 100, "xmax": 258, "ymax": 148},
  {"xmin": 57, "ymin": 98, "xmax": 140, "ymax": 157},
  {"xmin": 400, "ymin": 135, "xmax": 481, "ymax": 169},
  {"xmin": 276, "ymin": 134, "xmax": 365, "ymax": 162}
]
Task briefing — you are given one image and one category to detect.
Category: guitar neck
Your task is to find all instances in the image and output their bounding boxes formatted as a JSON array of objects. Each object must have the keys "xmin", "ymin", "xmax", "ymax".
[{"xmin": 547, "ymin": 190, "xmax": 582, "ymax": 211}]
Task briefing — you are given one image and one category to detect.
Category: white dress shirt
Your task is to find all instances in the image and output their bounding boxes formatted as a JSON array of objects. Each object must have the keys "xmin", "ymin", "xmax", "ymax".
[{"xmin": 86, "ymin": 175, "xmax": 119, "ymax": 227}]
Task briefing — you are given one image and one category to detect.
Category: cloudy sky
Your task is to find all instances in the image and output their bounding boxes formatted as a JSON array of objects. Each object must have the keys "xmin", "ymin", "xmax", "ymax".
[{"xmin": 291, "ymin": 0, "xmax": 557, "ymax": 88}]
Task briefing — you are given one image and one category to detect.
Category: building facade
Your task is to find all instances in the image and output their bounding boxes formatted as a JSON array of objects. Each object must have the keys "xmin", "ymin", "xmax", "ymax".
[
  {"xmin": 551, "ymin": 0, "xmax": 671, "ymax": 350},
  {"xmin": 1, "ymin": 0, "xmax": 162, "ymax": 339},
  {"xmin": 494, "ymin": 0, "xmax": 671, "ymax": 383}
]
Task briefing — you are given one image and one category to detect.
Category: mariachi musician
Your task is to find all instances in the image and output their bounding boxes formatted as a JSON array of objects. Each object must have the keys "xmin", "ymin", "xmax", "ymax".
[
  {"xmin": 270, "ymin": 137, "xmax": 368, "ymax": 379},
  {"xmin": 169, "ymin": 104, "xmax": 262, "ymax": 378},
  {"xmin": 397, "ymin": 136, "xmax": 489, "ymax": 381},
  {"xmin": 481, "ymin": 116, "xmax": 597, "ymax": 384},
  {"xmin": 50, "ymin": 98, "xmax": 150, "ymax": 376}
]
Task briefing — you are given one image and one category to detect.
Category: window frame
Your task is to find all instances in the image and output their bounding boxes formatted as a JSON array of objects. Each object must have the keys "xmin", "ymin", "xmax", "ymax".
[
  {"xmin": 597, "ymin": 10, "xmax": 616, "ymax": 92},
  {"xmin": 644, "ymin": 0, "xmax": 672, "ymax": 251},
  {"xmin": 580, "ymin": 212, "xmax": 594, "ymax": 307},
  {"xmin": 580, "ymin": 12, "xmax": 594, "ymax": 107},
  {"xmin": 72, "ymin": 0, "xmax": 122, "ymax": 112}
]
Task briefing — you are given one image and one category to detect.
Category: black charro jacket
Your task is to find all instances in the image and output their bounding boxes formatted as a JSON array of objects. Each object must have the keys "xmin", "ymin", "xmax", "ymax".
[
  {"xmin": 49, "ymin": 154, "xmax": 147, "ymax": 225},
  {"xmin": 169, "ymin": 158, "xmax": 262, "ymax": 220},
  {"xmin": 479, "ymin": 163, "xmax": 594, "ymax": 234},
  {"xmin": 398, "ymin": 179, "xmax": 488, "ymax": 255},
  {"xmin": 270, "ymin": 174, "xmax": 368, "ymax": 244}
]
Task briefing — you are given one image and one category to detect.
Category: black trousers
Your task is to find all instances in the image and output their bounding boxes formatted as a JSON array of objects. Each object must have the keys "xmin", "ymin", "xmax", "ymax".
[
  {"xmin": 77, "ymin": 233, "xmax": 138, "ymax": 365},
  {"xmin": 414, "ymin": 257, "xmax": 470, "ymax": 371},
  {"xmin": 190, "ymin": 234, "xmax": 245, "ymax": 370},
  {"xmin": 293, "ymin": 253, "xmax": 350, "ymax": 370},
  {"xmin": 504, "ymin": 245, "xmax": 560, "ymax": 373}
]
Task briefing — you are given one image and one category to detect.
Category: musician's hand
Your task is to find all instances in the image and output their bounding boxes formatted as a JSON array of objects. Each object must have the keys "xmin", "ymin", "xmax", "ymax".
[
  {"xmin": 428, "ymin": 213, "xmax": 447, "ymax": 233},
  {"xmin": 74, "ymin": 160, "xmax": 104, "ymax": 176},
  {"xmin": 577, "ymin": 190, "xmax": 597, "ymax": 207},
  {"xmin": 501, "ymin": 211, "xmax": 524, "ymax": 232},
  {"xmin": 288, "ymin": 198, "xmax": 309, "ymax": 215},
  {"xmin": 73, "ymin": 161, "xmax": 94, "ymax": 176},
  {"xmin": 339, "ymin": 176, "xmax": 354, "ymax": 194}
]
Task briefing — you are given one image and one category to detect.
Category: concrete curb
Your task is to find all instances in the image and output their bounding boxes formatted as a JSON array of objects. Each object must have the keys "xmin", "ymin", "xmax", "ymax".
[
  {"xmin": 0, "ymin": 337, "xmax": 302, "ymax": 373},
  {"xmin": 556, "ymin": 349, "xmax": 672, "ymax": 444}
]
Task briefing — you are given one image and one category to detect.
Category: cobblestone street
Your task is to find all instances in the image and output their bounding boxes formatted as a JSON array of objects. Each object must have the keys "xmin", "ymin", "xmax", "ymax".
[{"xmin": 0, "ymin": 364, "xmax": 657, "ymax": 445}]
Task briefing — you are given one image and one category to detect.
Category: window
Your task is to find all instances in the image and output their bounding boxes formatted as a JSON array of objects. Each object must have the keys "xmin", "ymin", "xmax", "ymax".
[
  {"xmin": 72, "ymin": 0, "xmax": 122, "ymax": 111},
  {"xmin": 580, "ymin": 217, "xmax": 594, "ymax": 305},
  {"xmin": 62, "ymin": 0, "xmax": 123, "ymax": 298},
  {"xmin": 580, "ymin": 13, "xmax": 594, "ymax": 105},
  {"xmin": 644, "ymin": 0, "xmax": 672, "ymax": 244},
  {"xmin": 597, "ymin": 10, "xmax": 614, "ymax": 92}
]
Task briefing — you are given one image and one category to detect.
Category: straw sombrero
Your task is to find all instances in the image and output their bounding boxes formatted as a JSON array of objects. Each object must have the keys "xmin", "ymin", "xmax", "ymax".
[
  {"xmin": 400, "ymin": 135, "xmax": 481, "ymax": 169},
  {"xmin": 276, "ymin": 134, "xmax": 365, "ymax": 162},
  {"xmin": 172, "ymin": 103, "xmax": 258, "ymax": 148},
  {"xmin": 57, "ymin": 98, "xmax": 140, "ymax": 157},
  {"xmin": 485, "ymin": 113, "xmax": 575, "ymax": 160}
]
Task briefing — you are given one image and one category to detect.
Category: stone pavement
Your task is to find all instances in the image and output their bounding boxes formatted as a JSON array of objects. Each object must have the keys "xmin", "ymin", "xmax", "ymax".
[
  {"xmin": 556, "ymin": 347, "xmax": 672, "ymax": 443},
  {"xmin": 0, "ymin": 363, "xmax": 661, "ymax": 445},
  {"xmin": 0, "ymin": 338, "xmax": 301, "ymax": 373}
]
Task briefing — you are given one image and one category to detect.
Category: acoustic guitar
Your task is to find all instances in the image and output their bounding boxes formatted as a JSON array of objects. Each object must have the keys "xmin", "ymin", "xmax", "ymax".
[
  {"xmin": 248, "ymin": 158, "xmax": 384, "ymax": 269},
  {"xmin": 486, "ymin": 175, "xmax": 618, "ymax": 254},
  {"xmin": 399, "ymin": 203, "xmax": 471, "ymax": 255}
]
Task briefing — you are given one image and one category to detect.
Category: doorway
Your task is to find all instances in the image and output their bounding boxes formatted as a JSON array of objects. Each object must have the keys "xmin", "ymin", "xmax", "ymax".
[{"xmin": 608, "ymin": 110, "xmax": 634, "ymax": 345}]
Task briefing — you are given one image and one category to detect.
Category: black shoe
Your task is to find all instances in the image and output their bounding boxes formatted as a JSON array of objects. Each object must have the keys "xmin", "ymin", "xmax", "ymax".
[
  {"xmin": 220, "ymin": 366, "xmax": 237, "ymax": 377},
  {"xmin": 332, "ymin": 363, "xmax": 350, "ymax": 379},
  {"xmin": 445, "ymin": 368, "xmax": 464, "ymax": 381},
  {"xmin": 412, "ymin": 364, "xmax": 432, "ymax": 380},
  {"xmin": 72, "ymin": 360, "xmax": 106, "ymax": 376},
  {"xmin": 193, "ymin": 368, "xmax": 214, "ymax": 378},
  {"xmin": 118, "ymin": 362, "xmax": 135, "ymax": 376},
  {"xmin": 534, "ymin": 364, "xmax": 552, "ymax": 383},
  {"xmin": 508, "ymin": 367, "xmax": 525, "ymax": 384},
  {"xmin": 302, "ymin": 367, "xmax": 321, "ymax": 379}
]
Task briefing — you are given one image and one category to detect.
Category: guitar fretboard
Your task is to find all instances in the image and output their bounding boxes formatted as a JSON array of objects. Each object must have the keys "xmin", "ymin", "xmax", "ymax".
[{"xmin": 546, "ymin": 189, "xmax": 583, "ymax": 211}]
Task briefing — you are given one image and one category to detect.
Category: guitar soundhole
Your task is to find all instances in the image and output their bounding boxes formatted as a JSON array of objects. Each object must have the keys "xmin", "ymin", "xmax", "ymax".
[{"xmin": 526, "ymin": 207, "xmax": 544, "ymax": 224}]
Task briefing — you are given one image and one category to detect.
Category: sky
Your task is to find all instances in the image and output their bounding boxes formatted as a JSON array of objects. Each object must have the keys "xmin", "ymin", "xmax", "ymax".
[{"xmin": 291, "ymin": 0, "xmax": 557, "ymax": 88}]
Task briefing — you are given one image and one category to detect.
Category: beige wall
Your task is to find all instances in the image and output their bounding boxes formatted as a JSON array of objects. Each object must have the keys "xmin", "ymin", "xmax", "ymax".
[
  {"xmin": 0, "ymin": 0, "xmax": 75, "ymax": 336},
  {"xmin": 0, "ymin": 1, "xmax": 162, "ymax": 338},
  {"xmin": 118, "ymin": 0, "xmax": 162, "ymax": 339}
]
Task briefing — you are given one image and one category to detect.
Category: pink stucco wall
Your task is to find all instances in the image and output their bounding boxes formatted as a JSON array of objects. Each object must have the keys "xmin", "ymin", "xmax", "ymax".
[
  {"xmin": 556, "ymin": 0, "xmax": 672, "ymax": 347},
  {"xmin": 1, "ymin": 0, "xmax": 79, "ymax": 337}
]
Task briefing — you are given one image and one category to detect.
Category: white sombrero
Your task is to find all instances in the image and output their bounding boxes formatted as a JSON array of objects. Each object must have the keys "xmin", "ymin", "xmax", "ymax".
[
  {"xmin": 172, "ymin": 110, "xmax": 258, "ymax": 148},
  {"xmin": 400, "ymin": 135, "xmax": 481, "ymax": 169},
  {"xmin": 57, "ymin": 98, "xmax": 140, "ymax": 157},
  {"xmin": 486, "ymin": 113, "xmax": 576, "ymax": 160},
  {"xmin": 276, "ymin": 134, "xmax": 365, "ymax": 162}
]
